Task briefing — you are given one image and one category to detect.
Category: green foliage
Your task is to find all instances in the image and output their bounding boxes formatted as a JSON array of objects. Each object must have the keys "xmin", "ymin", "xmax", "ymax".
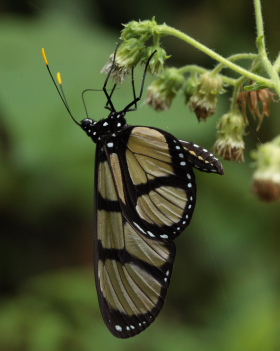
[{"xmin": 0, "ymin": 4, "xmax": 280, "ymax": 351}]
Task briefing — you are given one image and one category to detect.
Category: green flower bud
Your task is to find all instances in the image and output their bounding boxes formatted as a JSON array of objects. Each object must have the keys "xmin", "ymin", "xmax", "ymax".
[
  {"xmin": 213, "ymin": 112, "xmax": 246, "ymax": 162},
  {"xmin": 101, "ymin": 39, "xmax": 145, "ymax": 83},
  {"xmin": 121, "ymin": 18, "xmax": 157, "ymax": 40},
  {"xmin": 183, "ymin": 74, "xmax": 199, "ymax": 104},
  {"xmin": 189, "ymin": 72, "xmax": 224, "ymax": 121},
  {"xmin": 146, "ymin": 68, "xmax": 185, "ymax": 111},
  {"xmin": 142, "ymin": 46, "xmax": 169, "ymax": 75},
  {"xmin": 251, "ymin": 136, "xmax": 280, "ymax": 201}
]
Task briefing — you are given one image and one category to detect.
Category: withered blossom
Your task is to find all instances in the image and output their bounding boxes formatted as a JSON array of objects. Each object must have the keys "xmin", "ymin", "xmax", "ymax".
[{"xmin": 238, "ymin": 88, "xmax": 277, "ymax": 130}]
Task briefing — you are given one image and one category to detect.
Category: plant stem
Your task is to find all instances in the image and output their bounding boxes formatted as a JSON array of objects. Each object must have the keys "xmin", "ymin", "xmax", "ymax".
[
  {"xmin": 157, "ymin": 24, "xmax": 272, "ymax": 87},
  {"xmin": 212, "ymin": 53, "xmax": 259, "ymax": 75},
  {"xmin": 254, "ymin": 0, "xmax": 280, "ymax": 94},
  {"xmin": 230, "ymin": 76, "xmax": 247, "ymax": 112},
  {"xmin": 254, "ymin": 0, "xmax": 264, "ymax": 39},
  {"xmin": 273, "ymin": 53, "xmax": 280, "ymax": 72},
  {"xmin": 177, "ymin": 65, "xmax": 206, "ymax": 75},
  {"xmin": 177, "ymin": 65, "xmax": 236, "ymax": 86}
]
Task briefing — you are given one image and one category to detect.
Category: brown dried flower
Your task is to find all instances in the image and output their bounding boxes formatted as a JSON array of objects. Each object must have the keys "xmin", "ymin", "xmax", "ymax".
[{"xmin": 238, "ymin": 88, "xmax": 277, "ymax": 130}]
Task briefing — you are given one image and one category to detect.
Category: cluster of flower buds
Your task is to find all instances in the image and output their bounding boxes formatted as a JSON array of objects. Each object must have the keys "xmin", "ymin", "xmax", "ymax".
[
  {"xmin": 101, "ymin": 18, "xmax": 169, "ymax": 83},
  {"xmin": 145, "ymin": 67, "xmax": 224, "ymax": 118},
  {"xmin": 101, "ymin": 18, "xmax": 280, "ymax": 202},
  {"xmin": 102, "ymin": 19, "xmax": 225, "ymax": 120}
]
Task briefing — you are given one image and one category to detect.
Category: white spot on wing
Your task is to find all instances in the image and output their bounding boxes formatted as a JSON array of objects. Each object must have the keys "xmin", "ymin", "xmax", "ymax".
[
  {"xmin": 133, "ymin": 222, "xmax": 146, "ymax": 234},
  {"xmin": 147, "ymin": 231, "xmax": 155, "ymax": 237},
  {"xmin": 115, "ymin": 325, "xmax": 122, "ymax": 331}
]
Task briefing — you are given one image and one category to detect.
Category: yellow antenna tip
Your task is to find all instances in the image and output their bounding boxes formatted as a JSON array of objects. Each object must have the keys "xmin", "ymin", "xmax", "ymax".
[
  {"xmin": 42, "ymin": 48, "xmax": 48, "ymax": 65},
  {"xmin": 57, "ymin": 72, "xmax": 62, "ymax": 85}
]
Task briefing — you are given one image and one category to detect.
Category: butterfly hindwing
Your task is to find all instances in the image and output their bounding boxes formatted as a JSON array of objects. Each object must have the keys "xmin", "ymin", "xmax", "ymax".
[
  {"xmin": 180, "ymin": 140, "xmax": 224, "ymax": 174},
  {"xmin": 94, "ymin": 143, "xmax": 176, "ymax": 338},
  {"xmin": 114, "ymin": 126, "xmax": 197, "ymax": 241}
]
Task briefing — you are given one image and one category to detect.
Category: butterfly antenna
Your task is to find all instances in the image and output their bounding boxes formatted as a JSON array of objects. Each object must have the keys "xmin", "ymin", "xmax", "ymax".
[
  {"xmin": 82, "ymin": 88, "xmax": 103, "ymax": 119},
  {"xmin": 42, "ymin": 48, "xmax": 81, "ymax": 126}
]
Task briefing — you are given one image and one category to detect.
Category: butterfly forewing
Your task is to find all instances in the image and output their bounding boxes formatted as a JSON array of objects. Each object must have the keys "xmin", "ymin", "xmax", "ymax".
[{"xmin": 94, "ymin": 144, "xmax": 176, "ymax": 338}]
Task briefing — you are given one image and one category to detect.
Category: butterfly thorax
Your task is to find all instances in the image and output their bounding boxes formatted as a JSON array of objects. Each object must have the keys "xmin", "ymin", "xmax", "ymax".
[{"xmin": 81, "ymin": 111, "xmax": 127, "ymax": 143}]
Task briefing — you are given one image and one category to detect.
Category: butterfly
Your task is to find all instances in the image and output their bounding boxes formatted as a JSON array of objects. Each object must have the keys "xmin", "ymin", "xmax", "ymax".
[{"xmin": 42, "ymin": 47, "xmax": 223, "ymax": 338}]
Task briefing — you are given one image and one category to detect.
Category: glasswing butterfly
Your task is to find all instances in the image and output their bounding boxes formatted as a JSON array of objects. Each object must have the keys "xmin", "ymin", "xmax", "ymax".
[{"xmin": 42, "ymin": 47, "xmax": 223, "ymax": 338}]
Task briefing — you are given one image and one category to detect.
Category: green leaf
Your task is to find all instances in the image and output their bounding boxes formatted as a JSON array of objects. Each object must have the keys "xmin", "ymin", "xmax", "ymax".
[
  {"xmin": 244, "ymin": 81, "xmax": 268, "ymax": 91},
  {"xmin": 256, "ymin": 35, "xmax": 265, "ymax": 51}
]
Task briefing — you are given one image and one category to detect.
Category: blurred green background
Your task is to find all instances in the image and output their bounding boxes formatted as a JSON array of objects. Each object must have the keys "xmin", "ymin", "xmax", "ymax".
[{"xmin": 1, "ymin": 0, "xmax": 280, "ymax": 350}]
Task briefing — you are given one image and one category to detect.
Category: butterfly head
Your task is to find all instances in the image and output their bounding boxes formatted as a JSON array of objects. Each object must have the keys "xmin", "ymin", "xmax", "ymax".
[{"xmin": 81, "ymin": 111, "xmax": 127, "ymax": 143}]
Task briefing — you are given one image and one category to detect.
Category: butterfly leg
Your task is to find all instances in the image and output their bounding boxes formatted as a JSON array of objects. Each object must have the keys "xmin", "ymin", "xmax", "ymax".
[
  {"xmin": 103, "ymin": 45, "xmax": 120, "ymax": 112},
  {"xmin": 124, "ymin": 50, "xmax": 157, "ymax": 112}
]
